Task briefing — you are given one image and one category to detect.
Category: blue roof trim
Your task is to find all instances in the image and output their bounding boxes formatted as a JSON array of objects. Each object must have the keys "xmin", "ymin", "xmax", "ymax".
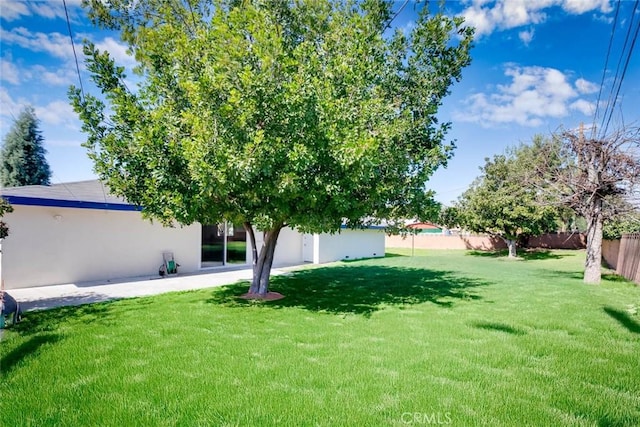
[{"xmin": 4, "ymin": 195, "xmax": 142, "ymax": 212}]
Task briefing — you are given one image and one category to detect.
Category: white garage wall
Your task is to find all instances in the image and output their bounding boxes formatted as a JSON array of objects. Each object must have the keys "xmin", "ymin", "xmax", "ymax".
[
  {"xmin": 317, "ymin": 229, "xmax": 385, "ymax": 264},
  {"xmin": 2, "ymin": 205, "xmax": 201, "ymax": 289},
  {"xmin": 250, "ymin": 226, "xmax": 304, "ymax": 266},
  {"xmin": 249, "ymin": 227, "xmax": 384, "ymax": 266}
]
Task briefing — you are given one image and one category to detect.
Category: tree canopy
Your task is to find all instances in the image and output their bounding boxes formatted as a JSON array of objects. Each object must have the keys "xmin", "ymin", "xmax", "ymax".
[
  {"xmin": 0, "ymin": 106, "xmax": 51, "ymax": 187},
  {"xmin": 532, "ymin": 126, "xmax": 640, "ymax": 283},
  {"xmin": 442, "ymin": 136, "xmax": 559, "ymax": 258},
  {"xmin": 0, "ymin": 198, "xmax": 13, "ymax": 239},
  {"xmin": 603, "ymin": 210, "xmax": 640, "ymax": 240},
  {"xmin": 71, "ymin": 0, "xmax": 474, "ymax": 295}
]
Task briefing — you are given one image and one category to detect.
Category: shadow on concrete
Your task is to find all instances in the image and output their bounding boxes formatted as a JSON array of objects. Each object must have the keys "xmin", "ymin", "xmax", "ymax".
[
  {"xmin": 206, "ymin": 264, "xmax": 489, "ymax": 316},
  {"xmin": 19, "ymin": 293, "xmax": 116, "ymax": 311}
]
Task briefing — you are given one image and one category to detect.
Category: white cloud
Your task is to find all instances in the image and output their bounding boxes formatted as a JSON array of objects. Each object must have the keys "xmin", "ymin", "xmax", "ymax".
[
  {"xmin": 570, "ymin": 99, "xmax": 596, "ymax": 115},
  {"xmin": 562, "ymin": 0, "xmax": 611, "ymax": 14},
  {"xmin": 1, "ymin": 27, "xmax": 75, "ymax": 61},
  {"xmin": 594, "ymin": 13, "xmax": 614, "ymax": 24},
  {"xmin": 0, "ymin": 87, "xmax": 28, "ymax": 135},
  {"xmin": 0, "ymin": 0, "xmax": 83, "ymax": 22},
  {"xmin": 1, "ymin": 57, "xmax": 21, "ymax": 84},
  {"xmin": 35, "ymin": 100, "xmax": 79, "ymax": 130},
  {"xmin": 94, "ymin": 37, "xmax": 137, "ymax": 68},
  {"xmin": 575, "ymin": 77, "xmax": 599, "ymax": 94},
  {"xmin": 455, "ymin": 65, "xmax": 596, "ymax": 127},
  {"xmin": 30, "ymin": 65, "xmax": 76, "ymax": 86},
  {"xmin": 0, "ymin": 56, "xmax": 77, "ymax": 88},
  {"xmin": 399, "ymin": 21, "xmax": 416, "ymax": 37},
  {"xmin": 1, "ymin": 28, "xmax": 135, "ymax": 85},
  {"xmin": 0, "ymin": 89, "xmax": 81, "ymax": 145},
  {"xmin": 462, "ymin": 0, "xmax": 613, "ymax": 37},
  {"xmin": 0, "ymin": 0, "xmax": 30, "ymax": 21},
  {"xmin": 518, "ymin": 28, "xmax": 535, "ymax": 45}
]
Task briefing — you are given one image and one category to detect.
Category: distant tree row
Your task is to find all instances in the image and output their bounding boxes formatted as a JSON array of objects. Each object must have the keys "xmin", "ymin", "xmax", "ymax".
[{"xmin": 441, "ymin": 126, "xmax": 640, "ymax": 284}]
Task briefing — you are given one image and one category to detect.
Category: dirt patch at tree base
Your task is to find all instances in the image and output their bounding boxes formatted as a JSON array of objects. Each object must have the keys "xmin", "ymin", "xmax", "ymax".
[{"xmin": 240, "ymin": 292, "xmax": 285, "ymax": 301}]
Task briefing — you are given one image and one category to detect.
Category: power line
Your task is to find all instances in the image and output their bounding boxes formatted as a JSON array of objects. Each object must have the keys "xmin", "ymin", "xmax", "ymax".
[
  {"xmin": 52, "ymin": 173, "xmax": 79, "ymax": 202},
  {"xmin": 598, "ymin": 0, "xmax": 639, "ymax": 138},
  {"xmin": 62, "ymin": 0, "xmax": 108, "ymax": 205},
  {"xmin": 591, "ymin": 0, "xmax": 620, "ymax": 138},
  {"xmin": 384, "ymin": 0, "xmax": 410, "ymax": 32},
  {"xmin": 601, "ymin": 8, "xmax": 640, "ymax": 137},
  {"xmin": 63, "ymin": 0, "xmax": 84, "ymax": 100}
]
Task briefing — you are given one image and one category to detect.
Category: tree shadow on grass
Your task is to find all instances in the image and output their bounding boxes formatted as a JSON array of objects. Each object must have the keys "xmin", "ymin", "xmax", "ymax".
[
  {"xmin": 1, "ymin": 303, "xmax": 119, "ymax": 374},
  {"xmin": 601, "ymin": 273, "xmax": 632, "ymax": 283},
  {"xmin": 465, "ymin": 250, "xmax": 506, "ymax": 258},
  {"xmin": 383, "ymin": 252, "xmax": 405, "ymax": 258},
  {"xmin": 206, "ymin": 265, "xmax": 489, "ymax": 316},
  {"xmin": 603, "ymin": 306, "xmax": 640, "ymax": 334},
  {"xmin": 545, "ymin": 270, "xmax": 584, "ymax": 281},
  {"xmin": 545, "ymin": 271, "xmax": 636, "ymax": 284},
  {"xmin": 0, "ymin": 333, "xmax": 61, "ymax": 376},
  {"xmin": 518, "ymin": 250, "xmax": 567, "ymax": 261},
  {"xmin": 466, "ymin": 249, "xmax": 566, "ymax": 260},
  {"xmin": 14, "ymin": 303, "xmax": 117, "ymax": 334},
  {"xmin": 472, "ymin": 321, "xmax": 526, "ymax": 335}
]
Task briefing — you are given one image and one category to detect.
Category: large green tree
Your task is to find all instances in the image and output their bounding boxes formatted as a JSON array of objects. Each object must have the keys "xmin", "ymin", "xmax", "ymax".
[
  {"xmin": 0, "ymin": 106, "xmax": 52, "ymax": 187},
  {"xmin": 71, "ymin": 0, "xmax": 473, "ymax": 296},
  {"xmin": 443, "ymin": 137, "xmax": 559, "ymax": 258}
]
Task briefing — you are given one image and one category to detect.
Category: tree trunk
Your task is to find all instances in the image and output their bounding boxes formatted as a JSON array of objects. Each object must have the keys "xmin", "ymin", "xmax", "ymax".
[
  {"xmin": 244, "ymin": 222, "xmax": 260, "ymax": 294},
  {"xmin": 244, "ymin": 222, "xmax": 283, "ymax": 296},
  {"xmin": 498, "ymin": 235, "xmax": 517, "ymax": 258},
  {"xmin": 505, "ymin": 239, "xmax": 517, "ymax": 258},
  {"xmin": 584, "ymin": 198, "xmax": 603, "ymax": 284}
]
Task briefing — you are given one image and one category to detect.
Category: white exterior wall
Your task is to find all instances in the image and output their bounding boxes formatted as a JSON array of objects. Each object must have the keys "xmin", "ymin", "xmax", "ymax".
[
  {"xmin": 250, "ymin": 226, "xmax": 304, "ymax": 266},
  {"xmin": 250, "ymin": 227, "xmax": 384, "ymax": 266},
  {"xmin": 317, "ymin": 229, "xmax": 385, "ymax": 264},
  {"xmin": 2, "ymin": 205, "xmax": 201, "ymax": 289}
]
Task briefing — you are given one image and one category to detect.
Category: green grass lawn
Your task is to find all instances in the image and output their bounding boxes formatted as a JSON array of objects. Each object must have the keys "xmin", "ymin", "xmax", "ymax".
[{"xmin": 2, "ymin": 249, "xmax": 639, "ymax": 426}]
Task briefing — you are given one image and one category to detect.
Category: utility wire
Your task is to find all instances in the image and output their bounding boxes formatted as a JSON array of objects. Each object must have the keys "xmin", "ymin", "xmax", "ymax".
[
  {"xmin": 63, "ymin": 0, "xmax": 84, "ymax": 100},
  {"xmin": 62, "ymin": 0, "xmax": 107, "ymax": 205},
  {"xmin": 599, "ymin": 0, "xmax": 639, "ymax": 138},
  {"xmin": 52, "ymin": 174, "xmax": 80, "ymax": 202},
  {"xmin": 591, "ymin": 0, "xmax": 621, "ymax": 138},
  {"xmin": 384, "ymin": 0, "xmax": 410, "ymax": 32},
  {"xmin": 601, "ymin": 10, "xmax": 640, "ymax": 138}
]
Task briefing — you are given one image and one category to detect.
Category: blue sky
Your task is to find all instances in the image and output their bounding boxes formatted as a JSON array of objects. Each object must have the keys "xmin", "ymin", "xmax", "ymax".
[{"xmin": 1, "ymin": 0, "xmax": 639, "ymax": 204}]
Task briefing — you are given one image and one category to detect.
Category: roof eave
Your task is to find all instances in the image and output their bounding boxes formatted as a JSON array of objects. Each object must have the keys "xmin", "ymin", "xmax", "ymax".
[{"xmin": 3, "ymin": 195, "xmax": 142, "ymax": 212}]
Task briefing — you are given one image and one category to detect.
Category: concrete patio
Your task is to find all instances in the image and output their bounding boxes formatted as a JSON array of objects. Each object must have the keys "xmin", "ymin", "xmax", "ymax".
[{"xmin": 8, "ymin": 265, "xmax": 298, "ymax": 311}]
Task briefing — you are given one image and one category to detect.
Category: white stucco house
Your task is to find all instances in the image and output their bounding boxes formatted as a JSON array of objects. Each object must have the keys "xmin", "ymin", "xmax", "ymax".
[{"xmin": 0, "ymin": 180, "xmax": 384, "ymax": 289}]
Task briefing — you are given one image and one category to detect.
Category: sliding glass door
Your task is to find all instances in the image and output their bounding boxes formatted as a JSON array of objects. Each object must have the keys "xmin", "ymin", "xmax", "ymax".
[{"xmin": 201, "ymin": 222, "xmax": 247, "ymax": 268}]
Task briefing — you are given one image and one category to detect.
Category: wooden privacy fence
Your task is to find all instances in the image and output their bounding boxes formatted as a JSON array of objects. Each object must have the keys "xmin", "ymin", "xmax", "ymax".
[{"xmin": 616, "ymin": 233, "xmax": 640, "ymax": 284}]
